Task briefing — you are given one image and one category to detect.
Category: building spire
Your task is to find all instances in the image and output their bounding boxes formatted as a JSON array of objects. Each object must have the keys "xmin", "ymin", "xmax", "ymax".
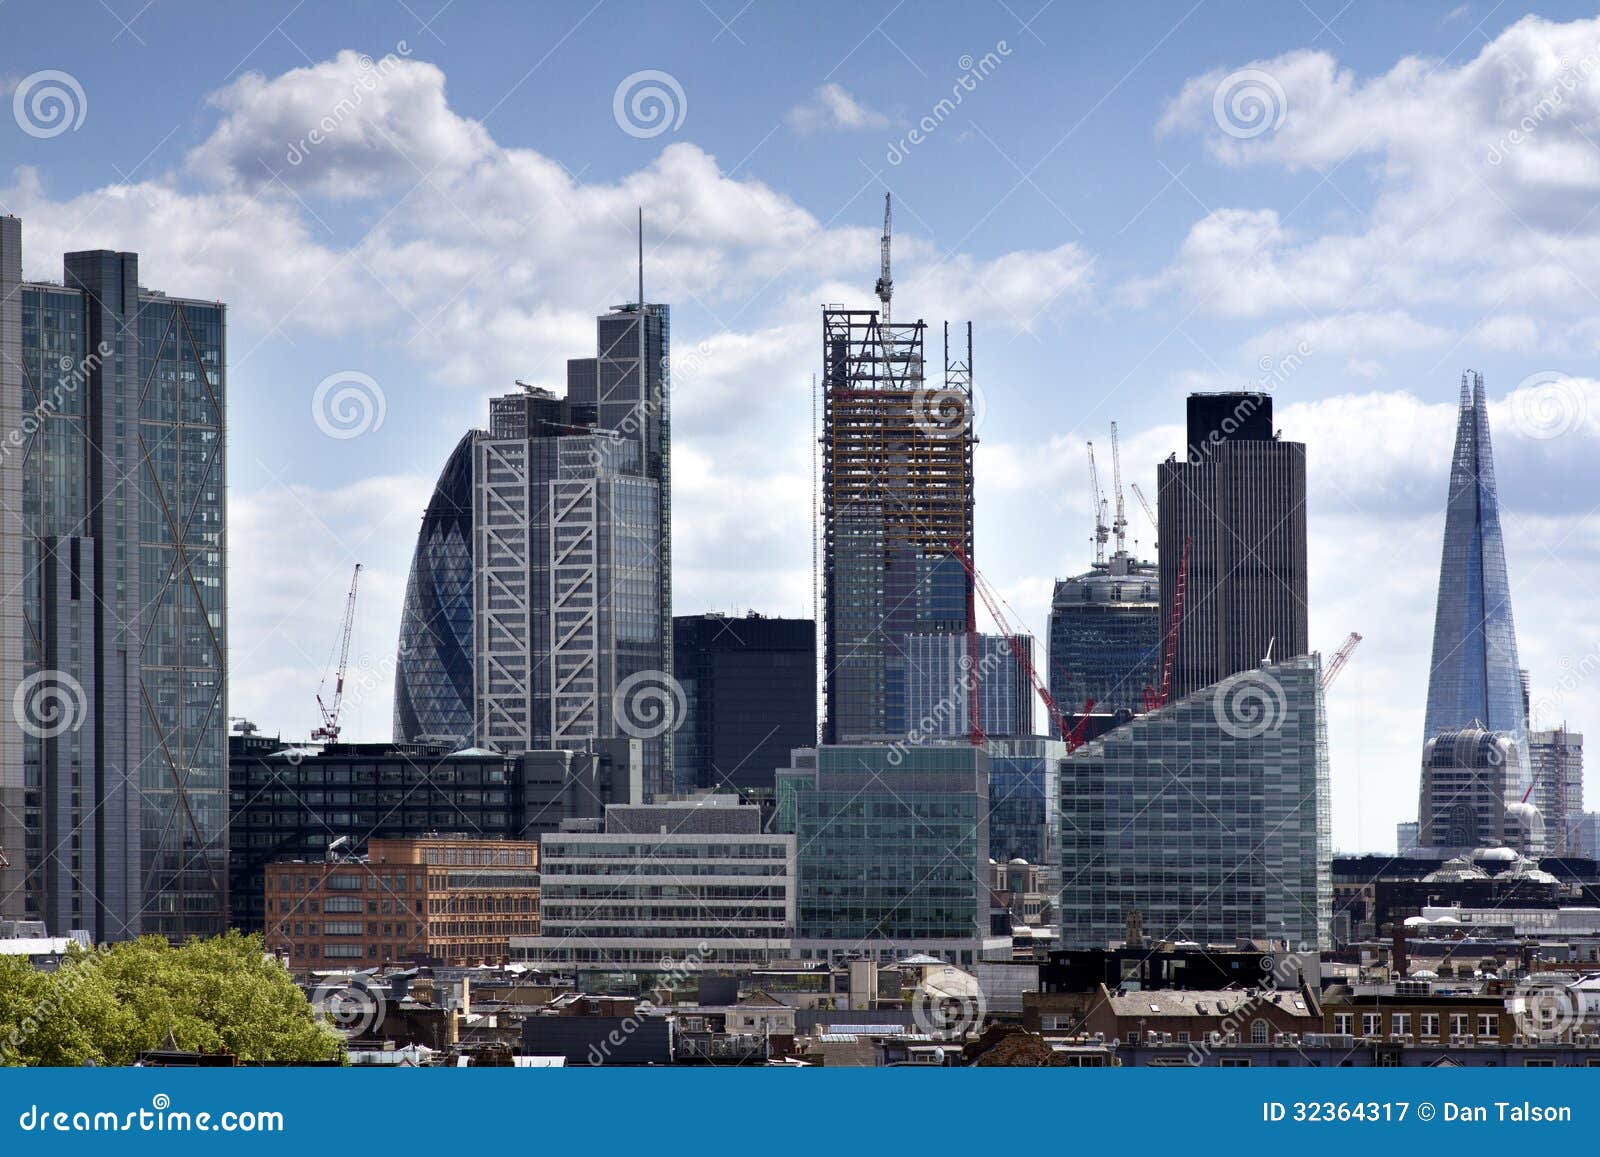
[{"xmin": 638, "ymin": 206, "xmax": 644, "ymax": 310}]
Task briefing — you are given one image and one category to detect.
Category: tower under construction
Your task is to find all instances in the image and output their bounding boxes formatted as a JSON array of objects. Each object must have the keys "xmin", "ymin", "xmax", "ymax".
[{"xmin": 820, "ymin": 194, "xmax": 976, "ymax": 743}]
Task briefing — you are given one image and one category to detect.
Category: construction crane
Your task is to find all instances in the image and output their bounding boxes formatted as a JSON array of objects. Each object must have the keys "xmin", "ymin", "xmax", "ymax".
[
  {"xmin": 311, "ymin": 563, "xmax": 363, "ymax": 743},
  {"xmin": 1085, "ymin": 442, "xmax": 1109, "ymax": 565},
  {"xmin": 874, "ymin": 192, "xmax": 893, "ymax": 324},
  {"xmin": 949, "ymin": 543, "xmax": 1095, "ymax": 751},
  {"xmin": 1109, "ymin": 422, "xmax": 1128, "ymax": 557},
  {"xmin": 1130, "ymin": 481, "xmax": 1158, "ymax": 545},
  {"xmin": 1320, "ymin": 632, "xmax": 1363, "ymax": 690},
  {"xmin": 1142, "ymin": 536, "xmax": 1190, "ymax": 711}
]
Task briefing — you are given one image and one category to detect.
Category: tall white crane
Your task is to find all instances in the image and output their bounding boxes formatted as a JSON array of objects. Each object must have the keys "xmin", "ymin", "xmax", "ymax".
[
  {"xmin": 1086, "ymin": 442, "xmax": 1109, "ymax": 565},
  {"xmin": 312, "ymin": 563, "xmax": 363, "ymax": 743},
  {"xmin": 1110, "ymin": 421, "xmax": 1129, "ymax": 557},
  {"xmin": 874, "ymin": 192, "xmax": 893, "ymax": 324}
]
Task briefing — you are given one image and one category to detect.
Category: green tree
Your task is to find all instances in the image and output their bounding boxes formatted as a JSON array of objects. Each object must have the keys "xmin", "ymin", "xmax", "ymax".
[{"xmin": 0, "ymin": 931, "xmax": 342, "ymax": 1066}]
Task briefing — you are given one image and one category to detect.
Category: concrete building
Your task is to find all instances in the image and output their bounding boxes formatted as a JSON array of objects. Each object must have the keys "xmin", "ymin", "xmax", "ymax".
[
  {"xmin": 1156, "ymin": 393, "xmax": 1308, "ymax": 699},
  {"xmin": 512, "ymin": 795, "xmax": 795, "ymax": 976},
  {"xmin": 264, "ymin": 836, "xmax": 539, "ymax": 969},
  {"xmin": 1058, "ymin": 655, "xmax": 1332, "ymax": 950},
  {"xmin": 1417, "ymin": 727, "xmax": 1541, "ymax": 855},
  {"xmin": 820, "ymin": 208, "xmax": 975, "ymax": 745},
  {"xmin": 1530, "ymin": 727, "xmax": 1584, "ymax": 854},
  {"xmin": 2, "ymin": 218, "xmax": 227, "ymax": 940},
  {"xmin": 672, "ymin": 612, "xmax": 815, "ymax": 793},
  {"xmin": 779, "ymin": 744, "xmax": 1008, "ymax": 968},
  {"xmin": 227, "ymin": 731, "xmax": 635, "ymax": 932},
  {"xmin": 1422, "ymin": 371, "xmax": 1530, "ymax": 787},
  {"xmin": 1048, "ymin": 550, "xmax": 1159, "ymax": 725},
  {"xmin": 904, "ymin": 633, "xmax": 1033, "ymax": 741}
]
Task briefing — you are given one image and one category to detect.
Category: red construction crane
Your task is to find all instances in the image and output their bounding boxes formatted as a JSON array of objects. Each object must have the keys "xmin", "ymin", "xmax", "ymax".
[
  {"xmin": 1142, "ymin": 536, "xmax": 1190, "ymax": 712},
  {"xmin": 949, "ymin": 544, "xmax": 1095, "ymax": 751},
  {"xmin": 312, "ymin": 563, "xmax": 363, "ymax": 743},
  {"xmin": 1320, "ymin": 631, "xmax": 1363, "ymax": 690}
]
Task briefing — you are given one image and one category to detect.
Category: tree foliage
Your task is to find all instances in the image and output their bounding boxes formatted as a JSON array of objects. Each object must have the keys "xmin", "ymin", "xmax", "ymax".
[{"xmin": 0, "ymin": 931, "xmax": 342, "ymax": 1066}]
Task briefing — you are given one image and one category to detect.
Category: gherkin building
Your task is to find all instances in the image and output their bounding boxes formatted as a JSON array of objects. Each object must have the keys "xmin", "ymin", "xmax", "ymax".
[{"xmin": 393, "ymin": 432, "xmax": 475, "ymax": 744}]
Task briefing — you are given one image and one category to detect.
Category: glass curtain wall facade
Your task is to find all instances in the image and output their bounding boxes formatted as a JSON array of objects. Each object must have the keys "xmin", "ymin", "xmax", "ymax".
[
  {"xmin": 784, "ymin": 744, "xmax": 992, "ymax": 962},
  {"xmin": 1058, "ymin": 656, "xmax": 1332, "ymax": 950},
  {"xmin": 986, "ymin": 736, "xmax": 1066, "ymax": 883},
  {"xmin": 393, "ymin": 432, "xmax": 475, "ymax": 744},
  {"xmin": 1048, "ymin": 551, "xmax": 1160, "ymax": 727},
  {"xmin": 2, "ymin": 221, "xmax": 227, "ymax": 940},
  {"xmin": 1422, "ymin": 371, "xmax": 1530, "ymax": 788},
  {"xmin": 904, "ymin": 632, "xmax": 1033, "ymax": 740}
]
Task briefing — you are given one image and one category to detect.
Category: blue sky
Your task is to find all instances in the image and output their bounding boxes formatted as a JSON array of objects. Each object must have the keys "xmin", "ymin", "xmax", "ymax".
[{"xmin": 6, "ymin": 0, "xmax": 1600, "ymax": 851}]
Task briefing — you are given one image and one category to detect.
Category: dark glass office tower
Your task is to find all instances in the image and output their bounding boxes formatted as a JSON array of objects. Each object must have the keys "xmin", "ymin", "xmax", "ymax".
[
  {"xmin": 1422, "ymin": 371, "xmax": 1529, "ymax": 786},
  {"xmin": 672, "ymin": 612, "xmax": 816, "ymax": 792},
  {"xmin": 1157, "ymin": 392, "xmax": 1308, "ymax": 699},
  {"xmin": 394, "ymin": 432, "xmax": 475, "ymax": 744},
  {"xmin": 1, "ymin": 218, "xmax": 228, "ymax": 940},
  {"xmin": 1048, "ymin": 551, "xmax": 1160, "ymax": 725}
]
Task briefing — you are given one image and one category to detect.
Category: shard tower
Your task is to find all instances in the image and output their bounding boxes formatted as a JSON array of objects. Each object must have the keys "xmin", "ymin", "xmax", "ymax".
[{"xmin": 1422, "ymin": 371, "xmax": 1529, "ymax": 788}]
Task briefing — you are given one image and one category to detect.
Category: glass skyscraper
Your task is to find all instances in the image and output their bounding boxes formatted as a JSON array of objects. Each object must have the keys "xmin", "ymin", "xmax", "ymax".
[
  {"xmin": 986, "ymin": 735, "xmax": 1066, "ymax": 875},
  {"xmin": 1048, "ymin": 550, "xmax": 1160, "ymax": 725},
  {"xmin": 394, "ymin": 432, "xmax": 475, "ymax": 744},
  {"xmin": 903, "ymin": 632, "xmax": 1032, "ymax": 741},
  {"xmin": 1, "ymin": 219, "xmax": 227, "ymax": 940},
  {"xmin": 781, "ymin": 743, "xmax": 1004, "ymax": 967},
  {"xmin": 394, "ymin": 296, "xmax": 671, "ymax": 795},
  {"xmin": 1058, "ymin": 655, "xmax": 1332, "ymax": 950},
  {"xmin": 1422, "ymin": 371, "xmax": 1529, "ymax": 787}
]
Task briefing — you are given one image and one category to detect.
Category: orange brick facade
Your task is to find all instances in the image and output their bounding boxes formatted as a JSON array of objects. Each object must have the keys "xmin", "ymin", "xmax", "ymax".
[{"xmin": 265, "ymin": 837, "xmax": 539, "ymax": 969}]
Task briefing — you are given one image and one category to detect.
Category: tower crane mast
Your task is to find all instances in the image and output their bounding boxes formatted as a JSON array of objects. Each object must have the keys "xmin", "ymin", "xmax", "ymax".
[
  {"xmin": 1086, "ymin": 443, "xmax": 1109, "ymax": 565},
  {"xmin": 874, "ymin": 193, "xmax": 893, "ymax": 325},
  {"xmin": 312, "ymin": 563, "xmax": 363, "ymax": 743},
  {"xmin": 1110, "ymin": 422, "xmax": 1128, "ymax": 557}
]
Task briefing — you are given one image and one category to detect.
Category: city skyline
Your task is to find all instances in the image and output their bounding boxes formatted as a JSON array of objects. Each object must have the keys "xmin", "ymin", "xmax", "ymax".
[{"xmin": 7, "ymin": 4, "xmax": 1600, "ymax": 850}]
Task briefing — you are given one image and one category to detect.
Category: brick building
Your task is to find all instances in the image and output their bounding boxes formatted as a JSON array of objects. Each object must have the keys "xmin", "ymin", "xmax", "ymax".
[{"xmin": 264, "ymin": 837, "xmax": 539, "ymax": 970}]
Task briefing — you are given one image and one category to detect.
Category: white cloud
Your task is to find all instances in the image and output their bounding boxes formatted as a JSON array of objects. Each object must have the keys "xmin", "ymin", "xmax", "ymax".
[
  {"xmin": 786, "ymin": 83, "xmax": 890, "ymax": 133},
  {"xmin": 1151, "ymin": 17, "xmax": 1600, "ymax": 321}
]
